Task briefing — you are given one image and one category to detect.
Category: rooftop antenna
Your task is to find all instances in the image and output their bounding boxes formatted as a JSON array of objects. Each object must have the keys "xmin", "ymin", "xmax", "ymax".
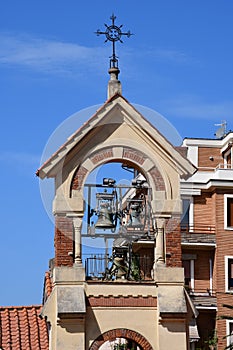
[
  {"xmin": 95, "ymin": 14, "xmax": 133, "ymax": 69},
  {"xmin": 214, "ymin": 120, "xmax": 227, "ymax": 139}
]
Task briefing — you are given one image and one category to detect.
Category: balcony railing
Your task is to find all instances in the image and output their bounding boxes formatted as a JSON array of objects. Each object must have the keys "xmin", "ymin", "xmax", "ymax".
[
  {"xmin": 85, "ymin": 254, "xmax": 153, "ymax": 281},
  {"xmin": 181, "ymin": 224, "xmax": 216, "ymax": 245},
  {"xmin": 186, "ymin": 288, "xmax": 217, "ymax": 308},
  {"xmin": 216, "ymin": 163, "xmax": 233, "ymax": 170},
  {"xmin": 181, "ymin": 224, "xmax": 216, "ymax": 234}
]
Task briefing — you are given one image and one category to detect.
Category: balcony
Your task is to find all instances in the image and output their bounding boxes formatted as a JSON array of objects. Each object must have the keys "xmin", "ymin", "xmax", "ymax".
[
  {"xmin": 85, "ymin": 254, "xmax": 153, "ymax": 282},
  {"xmin": 181, "ymin": 224, "xmax": 216, "ymax": 246},
  {"xmin": 186, "ymin": 289, "xmax": 217, "ymax": 309}
]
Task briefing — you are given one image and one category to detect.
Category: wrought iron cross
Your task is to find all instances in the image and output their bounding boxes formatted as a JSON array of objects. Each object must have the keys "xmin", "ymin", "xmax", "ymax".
[{"xmin": 95, "ymin": 14, "xmax": 132, "ymax": 68}]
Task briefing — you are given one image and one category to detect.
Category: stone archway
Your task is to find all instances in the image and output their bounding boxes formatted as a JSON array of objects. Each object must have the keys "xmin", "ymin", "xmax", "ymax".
[
  {"xmin": 89, "ymin": 328, "xmax": 153, "ymax": 350},
  {"xmin": 70, "ymin": 145, "xmax": 166, "ymax": 196}
]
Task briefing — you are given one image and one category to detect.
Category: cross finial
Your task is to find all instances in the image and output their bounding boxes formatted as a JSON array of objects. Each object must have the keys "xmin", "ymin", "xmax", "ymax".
[{"xmin": 95, "ymin": 14, "xmax": 133, "ymax": 68}]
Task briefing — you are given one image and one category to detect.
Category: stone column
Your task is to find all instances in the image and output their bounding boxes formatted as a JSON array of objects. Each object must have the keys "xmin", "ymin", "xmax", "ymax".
[
  {"xmin": 73, "ymin": 217, "xmax": 83, "ymax": 265},
  {"xmin": 107, "ymin": 67, "xmax": 122, "ymax": 98},
  {"xmin": 154, "ymin": 218, "xmax": 165, "ymax": 266}
]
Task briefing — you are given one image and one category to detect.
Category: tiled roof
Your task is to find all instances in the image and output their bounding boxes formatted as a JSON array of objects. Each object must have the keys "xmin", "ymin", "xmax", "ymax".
[
  {"xmin": 191, "ymin": 295, "xmax": 217, "ymax": 308},
  {"xmin": 0, "ymin": 305, "xmax": 49, "ymax": 350},
  {"xmin": 42, "ymin": 271, "xmax": 53, "ymax": 304}
]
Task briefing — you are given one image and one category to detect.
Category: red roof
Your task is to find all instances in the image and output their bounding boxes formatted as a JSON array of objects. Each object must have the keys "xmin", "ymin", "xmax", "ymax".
[
  {"xmin": 0, "ymin": 305, "xmax": 49, "ymax": 350},
  {"xmin": 43, "ymin": 271, "xmax": 53, "ymax": 303}
]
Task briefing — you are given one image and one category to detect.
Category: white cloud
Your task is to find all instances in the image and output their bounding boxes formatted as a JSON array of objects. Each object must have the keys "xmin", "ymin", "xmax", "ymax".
[
  {"xmin": 135, "ymin": 46, "xmax": 194, "ymax": 65},
  {"xmin": 0, "ymin": 32, "xmax": 108, "ymax": 76},
  {"xmin": 0, "ymin": 32, "xmax": 194, "ymax": 78},
  {"xmin": 0, "ymin": 151, "xmax": 40, "ymax": 167},
  {"xmin": 163, "ymin": 95, "xmax": 233, "ymax": 121},
  {"xmin": 153, "ymin": 48, "xmax": 192, "ymax": 64}
]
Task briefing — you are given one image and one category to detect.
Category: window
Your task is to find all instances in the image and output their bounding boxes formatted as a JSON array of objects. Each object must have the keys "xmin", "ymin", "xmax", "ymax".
[
  {"xmin": 183, "ymin": 260, "xmax": 191, "ymax": 288},
  {"xmin": 181, "ymin": 199, "xmax": 190, "ymax": 228},
  {"xmin": 182, "ymin": 258, "xmax": 195, "ymax": 291},
  {"xmin": 225, "ymin": 256, "xmax": 233, "ymax": 292},
  {"xmin": 226, "ymin": 321, "xmax": 233, "ymax": 349},
  {"xmin": 181, "ymin": 197, "xmax": 194, "ymax": 231},
  {"xmin": 224, "ymin": 195, "xmax": 233, "ymax": 229},
  {"xmin": 223, "ymin": 147, "xmax": 232, "ymax": 169}
]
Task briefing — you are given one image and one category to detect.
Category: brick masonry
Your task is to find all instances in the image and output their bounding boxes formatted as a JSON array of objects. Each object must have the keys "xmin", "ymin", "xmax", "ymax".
[
  {"xmin": 91, "ymin": 148, "xmax": 114, "ymax": 165},
  {"xmin": 54, "ymin": 216, "xmax": 73, "ymax": 267},
  {"xmin": 72, "ymin": 165, "xmax": 88, "ymax": 191},
  {"xmin": 122, "ymin": 147, "xmax": 146, "ymax": 165},
  {"xmin": 198, "ymin": 146, "xmax": 221, "ymax": 169},
  {"xmin": 214, "ymin": 189, "xmax": 233, "ymax": 348},
  {"xmin": 87, "ymin": 295, "xmax": 157, "ymax": 307},
  {"xmin": 194, "ymin": 191, "xmax": 215, "ymax": 227},
  {"xmin": 71, "ymin": 146, "xmax": 165, "ymax": 191},
  {"xmin": 148, "ymin": 166, "xmax": 165, "ymax": 191},
  {"xmin": 190, "ymin": 184, "xmax": 233, "ymax": 348},
  {"xmin": 89, "ymin": 328, "xmax": 153, "ymax": 350},
  {"xmin": 166, "ymin": 217, "xmax": 182, "ymax": 267}
]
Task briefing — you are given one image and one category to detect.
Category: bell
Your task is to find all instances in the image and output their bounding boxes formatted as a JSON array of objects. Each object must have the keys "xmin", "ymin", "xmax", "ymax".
[
  {"xmin": 95, "ymin": 202, "xmax": 115, "ymax": 229},
  {"xmin": 112, "ymin": 256, "xmax": 128, "ymax": 279},
  {"xmin": 127, "ymin": 203, "xmax": 143, "ymax": 227}
]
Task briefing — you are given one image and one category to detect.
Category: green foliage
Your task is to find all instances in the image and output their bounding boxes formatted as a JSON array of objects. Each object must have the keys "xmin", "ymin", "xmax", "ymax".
[
  {"xmin": 130, "ymin": 254, "xmax": 141, "ymax": 281},
  {"xmin": 113, "ymin": 342, "xmax": 136, "ymax": 350},
  {"xmin": 219, "ymin": 303, "xmax": 233, "ymax": 349},
  {"xmin": 113, "ymin": 344, "xmax": 127, "ymax": 350},
  {"xmin": 204, "ymin": 329, "xmax": 218, "ymax": 349}
]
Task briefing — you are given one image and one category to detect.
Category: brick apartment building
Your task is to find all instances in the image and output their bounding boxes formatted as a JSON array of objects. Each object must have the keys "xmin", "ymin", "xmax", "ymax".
[{"xmin": 181, "ymin": 133, "xmax": 233, "ymax": 349}]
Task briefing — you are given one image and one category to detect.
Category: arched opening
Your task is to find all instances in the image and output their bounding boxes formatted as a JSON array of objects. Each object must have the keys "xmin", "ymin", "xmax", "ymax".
[
  {"xmin": 99, "ymin": 338, "xmax": 141, "ymax": 350},
  {"xmin": 89, "ymin": 328, "xmax": 153, "ymax": 350},
  {"xmin": 79, "ymin": 161, "xmax": 155, "ymax": 282}
]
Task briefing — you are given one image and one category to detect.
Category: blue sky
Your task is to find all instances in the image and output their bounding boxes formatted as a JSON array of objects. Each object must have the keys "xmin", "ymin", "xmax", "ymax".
[{"xmin": 0, "ymin": 1, "xmax": 233, "ymax": 306}]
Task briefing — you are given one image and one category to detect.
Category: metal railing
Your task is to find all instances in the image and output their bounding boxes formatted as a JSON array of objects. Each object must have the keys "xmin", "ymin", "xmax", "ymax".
[
  {"xmin": 186, "ymin": 289, "xmax": 217, "ymax": 308},
  {"xmin": 216, "ymin": 163, "xmax": 233, "ymax": 170},
  {"xmin": 85, "ymin": 254, "xmax": 153, "ymax": 281},
  {"xmin": 181, "ymin": 224, "xmax": 216, "ymax": 234},
  {"xmin": 84, "ymin": 254, "xmax": 108, "ymax": 279},
  {"xmin": 181, "ymin": 224, "xmax": 216, "ymax": 245},
  {"xmin": 185, "ymin": 288, "xmax": 216, "ymax": 297}
]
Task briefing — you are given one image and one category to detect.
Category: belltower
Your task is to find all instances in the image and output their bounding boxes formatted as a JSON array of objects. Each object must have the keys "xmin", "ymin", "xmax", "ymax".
[{"xmin": 38, "ymin": 15, "xmax": 197, "ymax": 350}]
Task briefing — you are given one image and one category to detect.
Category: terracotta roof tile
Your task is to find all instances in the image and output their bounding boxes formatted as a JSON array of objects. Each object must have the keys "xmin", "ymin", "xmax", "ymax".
[
  {"xmin": 44, "ymin": 271, "xmax": 53, "ymax": 298},
  {"xmin": 42, "ymin": 271, "xmax": 53, "ymax": 304},
  {"xmin": 0, "ymin": 305, "xmax": 49, "ymax": 350}
]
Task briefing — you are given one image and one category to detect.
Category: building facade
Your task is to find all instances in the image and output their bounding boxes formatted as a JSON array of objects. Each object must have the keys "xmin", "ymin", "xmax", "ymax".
[{"xmin": 181, "ymin": 134, "xmax": 233, "ymax": 349}]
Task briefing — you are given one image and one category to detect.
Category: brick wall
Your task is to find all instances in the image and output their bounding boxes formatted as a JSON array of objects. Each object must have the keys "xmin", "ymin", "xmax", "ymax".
[
  {"xmin": 217, "ymin": 293, "xmax": 233, "ymax": 349},
  {"xmin": 54, "ymin": 216, "xmax": 73, "ymax": 267},
  {"xmin": 198, "ymin": 147, "xmax": 222, "ymax": 169},
  {"xmin": 87, "ymin": 296, "xmax": 157, "ymax": 307},
  {"xmin": 214, "ymin": 190, "xmax": 233, "ymax": 290},
  {"xmin": 194, "ymin": 192, "xmax": 215, "ymax": 227},
  {"xmin": 214, "ymin": 189, "xmax": 233, "ymax": 349},
  {"xmin": 71, "ymin": 165, "xmax": 88, "ymax": 191},
  {"xmin": 195, "ymin": 250, "xmax": 214, "ymax": 292},
  {"xmin": 89, "ymin": 328, "xmax": 153, "ymax": 350},
  {"xmin": 165, "ymin": 217, "xmax": 182, "ymax": 267}
]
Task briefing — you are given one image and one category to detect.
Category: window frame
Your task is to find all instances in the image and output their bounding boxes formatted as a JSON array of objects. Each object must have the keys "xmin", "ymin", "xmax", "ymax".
[
  {"xmin": 224, "ymin": 195, "xmax": 233, "ymax": 230},
  {"xmin": 225, "ymin": 256, "xmax": 233, "ymax": 292},
  {"xmin": 226, "ymin": 320, "xmax": 233, "ymax": 349},
  {"xmin": 223, "ymin": 147, "xmax": 232, "ymax": 169}
]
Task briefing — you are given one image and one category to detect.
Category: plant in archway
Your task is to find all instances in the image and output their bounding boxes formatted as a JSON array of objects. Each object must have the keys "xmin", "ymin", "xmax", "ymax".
[{"xmin": 112, "ymin": 338, "xmax": 138, "ymax": 350}]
